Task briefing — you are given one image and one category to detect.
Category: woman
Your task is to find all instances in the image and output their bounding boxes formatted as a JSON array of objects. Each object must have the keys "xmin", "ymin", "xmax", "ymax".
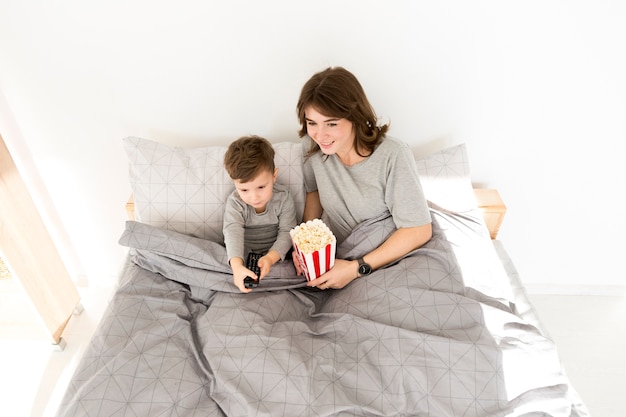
[{"xmin": 295, "ymin": 66, "xmax": 433, "ymax": 290}]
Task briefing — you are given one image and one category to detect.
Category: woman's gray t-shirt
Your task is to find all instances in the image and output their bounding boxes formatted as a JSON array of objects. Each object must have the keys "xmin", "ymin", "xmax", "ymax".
[{"xmin": 302, "ymin": 136, "xmax": 431, "ymax": 243}]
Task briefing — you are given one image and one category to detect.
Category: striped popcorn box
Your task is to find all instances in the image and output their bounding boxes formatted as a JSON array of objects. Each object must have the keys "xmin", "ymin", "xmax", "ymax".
[{"xmin": 290, "ymin": 219, "xmax": 336, "ymax": 281}]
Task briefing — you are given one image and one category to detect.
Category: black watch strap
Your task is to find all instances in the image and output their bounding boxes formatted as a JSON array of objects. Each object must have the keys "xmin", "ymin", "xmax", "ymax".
[{"xmin": 357, "ymin": 257, "xmax": 372, "ymax": 276}]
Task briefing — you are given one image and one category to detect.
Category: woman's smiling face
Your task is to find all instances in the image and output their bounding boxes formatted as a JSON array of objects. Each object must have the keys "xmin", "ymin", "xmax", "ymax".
[{"xmin": 304, "ymin": 106, "xmax": 355, "ymax": 156}]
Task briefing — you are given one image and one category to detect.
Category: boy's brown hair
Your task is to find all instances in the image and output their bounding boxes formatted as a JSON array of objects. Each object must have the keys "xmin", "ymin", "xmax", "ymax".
[{"xmin": 224, "ymin": 135, "xmax": 275, "ymax": 182}]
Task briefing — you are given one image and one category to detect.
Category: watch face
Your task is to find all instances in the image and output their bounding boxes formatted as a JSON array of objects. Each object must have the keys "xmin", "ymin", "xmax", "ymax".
[{"xmin": 358, "ymin": 263, "xmax": 372, "ymax": 275}]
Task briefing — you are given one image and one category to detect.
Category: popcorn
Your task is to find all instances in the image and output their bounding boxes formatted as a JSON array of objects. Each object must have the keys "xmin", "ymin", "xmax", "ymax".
[{"xmin": 290, "ymin": 219, "xmax": 336, "ymax": 281}]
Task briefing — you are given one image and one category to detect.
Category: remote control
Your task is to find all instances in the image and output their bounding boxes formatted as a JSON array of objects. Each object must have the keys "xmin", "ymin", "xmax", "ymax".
[{"xmin": 244, "ymin": 252, "xmax": 262, "ymax": 289}]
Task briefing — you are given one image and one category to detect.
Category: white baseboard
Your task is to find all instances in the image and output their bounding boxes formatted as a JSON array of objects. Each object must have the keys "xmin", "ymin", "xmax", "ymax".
[{"xmin": 524, "ymin": 284, "xmax": 626, "ymax": 296}]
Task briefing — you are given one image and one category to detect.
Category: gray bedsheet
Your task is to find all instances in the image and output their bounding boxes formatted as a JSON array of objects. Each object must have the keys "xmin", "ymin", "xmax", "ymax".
[{"xmin": 56, "ymin": 208, "xmax": 590, "ymax": 417}]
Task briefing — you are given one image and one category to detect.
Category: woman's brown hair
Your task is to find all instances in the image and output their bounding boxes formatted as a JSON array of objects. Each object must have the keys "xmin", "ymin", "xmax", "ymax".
[{"xmin": 296, "ymin": 67, "xmax": 389, "ymax": 158}]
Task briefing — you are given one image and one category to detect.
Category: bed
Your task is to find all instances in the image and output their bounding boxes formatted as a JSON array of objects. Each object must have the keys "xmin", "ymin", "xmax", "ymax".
[{"xmin": 55, "ymin": 137, "xmax": 591, "ymax": 417}]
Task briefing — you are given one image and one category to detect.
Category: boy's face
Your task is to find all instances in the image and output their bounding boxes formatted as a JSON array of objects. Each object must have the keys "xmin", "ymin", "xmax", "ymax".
[{"xmin": 234, "ymin": 168, "xmax": 278, "ymax": 213}]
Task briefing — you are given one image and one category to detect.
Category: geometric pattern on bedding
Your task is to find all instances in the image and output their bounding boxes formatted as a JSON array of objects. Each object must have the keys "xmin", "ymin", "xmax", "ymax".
[
  {"xmin": 54, "ymin": 139, "xmax": 592, "ymax": 416},
  {"xmin": 414, "ymin": 142, "xmax": 477, "ymax": 212},
  {"xmin": 57, "ymin": 207, "xmax": 582, "ymax": 417},
  {"xmin": 124, "ymin": 137, "xmax": 478, "ymax": 244},
  {"xmin": 58, "ymin": 262, "xmax": 223, "ymax": 416},
  {"xmin": 123, "ymin": 137, "xmax": 305, "ymax": 244}
]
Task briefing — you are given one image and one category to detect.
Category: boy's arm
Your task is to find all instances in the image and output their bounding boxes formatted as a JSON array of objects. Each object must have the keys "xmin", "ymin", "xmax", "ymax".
[
  {"xmin": 223, "ymin": 195, "xmax": 252, "ymax": 292},
  {"xmin": 257, "ymin": 250, "xmax": 281, "ymax": 280},
  {"xmin": 223, "ymin": 195, "xmax": 247, "ymax": 261}
]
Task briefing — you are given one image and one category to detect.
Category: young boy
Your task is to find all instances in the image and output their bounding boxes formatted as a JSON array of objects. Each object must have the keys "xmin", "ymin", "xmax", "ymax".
[{"xmin": 223, "ymin": 135, "xmax": 298, "ymax": 292}]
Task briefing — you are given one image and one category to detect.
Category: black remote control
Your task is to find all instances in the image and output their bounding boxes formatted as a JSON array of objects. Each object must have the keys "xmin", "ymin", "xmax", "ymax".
[{"xmin": 244, "ymin": 252, "xmax": 262, "ymax": 289}]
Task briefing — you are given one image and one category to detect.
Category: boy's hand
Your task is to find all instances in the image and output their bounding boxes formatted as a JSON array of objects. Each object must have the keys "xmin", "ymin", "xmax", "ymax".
[
  {"xmin": 257, "ymin": 250, "xmax": 280, "ymax": 280},
  {"xmin": 230, "ymin": 257, "xmax": 256, "ymax": 293}
]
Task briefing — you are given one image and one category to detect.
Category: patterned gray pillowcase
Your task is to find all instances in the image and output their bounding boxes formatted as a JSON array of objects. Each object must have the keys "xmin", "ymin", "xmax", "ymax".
[
  {"xmin": 124, "ymin": 137, "xmax": 476, "ymax": 243},
  {"xmin": 123, "ymin": 136, "xmax": 305, "ymax": 243}
]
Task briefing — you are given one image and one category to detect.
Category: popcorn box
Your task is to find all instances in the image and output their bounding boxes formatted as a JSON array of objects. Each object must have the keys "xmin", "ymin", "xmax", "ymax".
[{"xmin": 290, "ymin": 219, "xmax": 336, "ymax": 281}]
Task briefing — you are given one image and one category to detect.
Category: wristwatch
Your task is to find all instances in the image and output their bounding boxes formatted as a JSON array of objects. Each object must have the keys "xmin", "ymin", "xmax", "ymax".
[{"xmin": 357, "ymin": 257, "xmax": 372, "ymax": 277}]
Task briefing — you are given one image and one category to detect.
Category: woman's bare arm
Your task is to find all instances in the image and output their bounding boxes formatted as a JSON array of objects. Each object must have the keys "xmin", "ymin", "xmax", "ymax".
[
  {"xmin": 303, "ymin": 191, "xmax": 322, "ymax": 221},
  {"xmin": 307, "ymin": 223, "xmax": 432, "ymax": 289},
  {"xmin": 363, "ymin": 223, "xmax": 432, "ymax": 271}
]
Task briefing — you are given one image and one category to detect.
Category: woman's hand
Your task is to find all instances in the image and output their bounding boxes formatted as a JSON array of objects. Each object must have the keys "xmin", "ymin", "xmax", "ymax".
[
  {"xmin": 292, "ymin": 254, "xmax": 303, "ymax": 275},
  {"xmin": 306, "ymin": 259, "xmax": 359, "ymax": 290}
]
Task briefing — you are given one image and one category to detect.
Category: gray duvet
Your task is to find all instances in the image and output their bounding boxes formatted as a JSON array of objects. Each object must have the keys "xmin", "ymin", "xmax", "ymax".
[{"xmin": 56, "ymin": 208, "xmax": 589, "ymax": 417}]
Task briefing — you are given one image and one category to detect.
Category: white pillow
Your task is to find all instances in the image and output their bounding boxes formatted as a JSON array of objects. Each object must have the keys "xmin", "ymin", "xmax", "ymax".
[
  {"xmin": 123, "ymin": 136, "xmax": 305, "ymax": 243},
  {"xmin": 414, "ymin": 143, "xmax": 477, "ymax": 212}
]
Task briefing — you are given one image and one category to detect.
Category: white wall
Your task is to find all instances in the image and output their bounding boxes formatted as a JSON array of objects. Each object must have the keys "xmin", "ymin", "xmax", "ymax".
[{"xmin": 1, "ymin": 0, "xmax": 624, "ymax": 293}]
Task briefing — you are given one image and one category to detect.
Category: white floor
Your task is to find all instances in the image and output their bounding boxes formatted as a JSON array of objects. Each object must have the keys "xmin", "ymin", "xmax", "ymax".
[
  {"xmin": 0, "ymin": 278, "xmax": 115, "ymax": 417},
  {"xmin": 528, "ymin": 294, "xmax": 626, "ymax": 417},
  {"xmin": 1, "ymin": 277, "xmax": 625, "ymax": 417}
]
